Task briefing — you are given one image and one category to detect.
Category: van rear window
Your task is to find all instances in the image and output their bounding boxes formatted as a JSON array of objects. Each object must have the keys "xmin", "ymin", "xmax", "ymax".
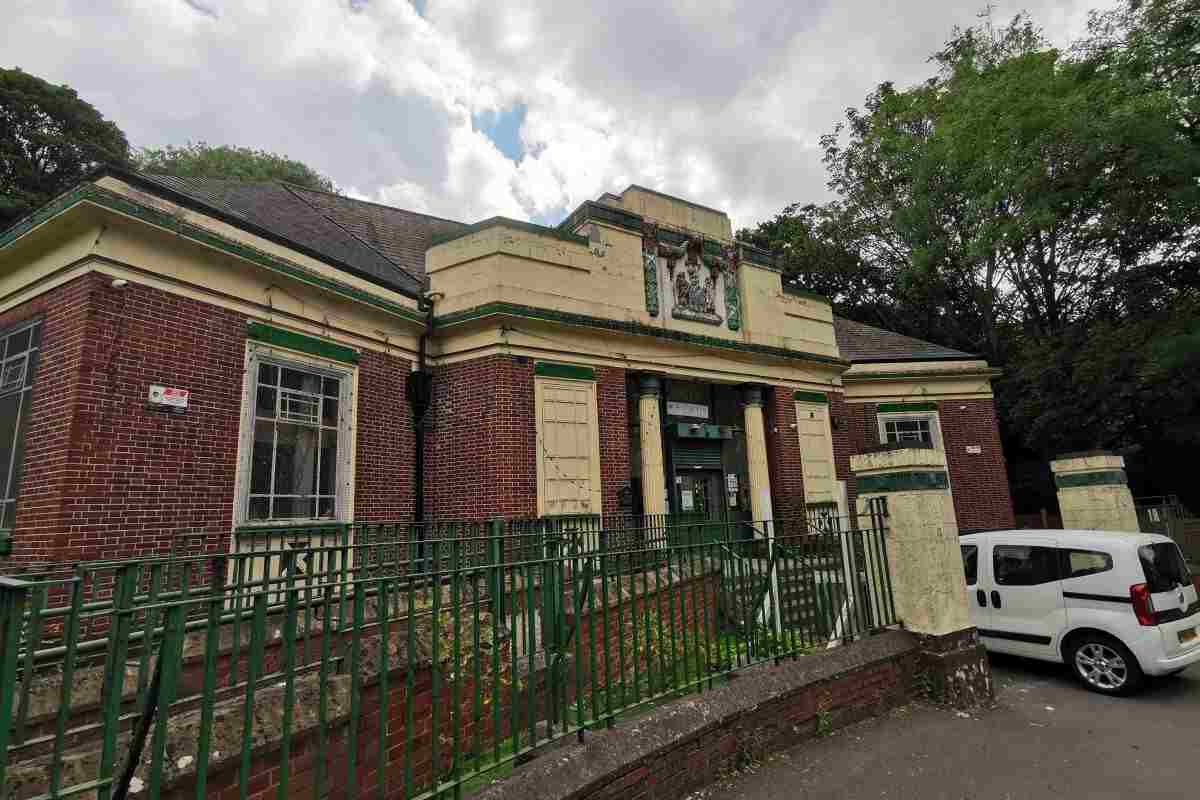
[{"xmin": 1138, "ymin": 543, "xmax": 1192, "ymax": 592}]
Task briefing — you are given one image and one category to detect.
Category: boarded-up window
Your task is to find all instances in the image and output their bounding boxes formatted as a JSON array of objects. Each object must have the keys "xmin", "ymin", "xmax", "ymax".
[
  {"xmin": 535, "ymin": 378, "xmax": 602, "ymax": 516},
  {"xmin": 795, "ymin": 401, "xmax": 836, "ymax": 504}
]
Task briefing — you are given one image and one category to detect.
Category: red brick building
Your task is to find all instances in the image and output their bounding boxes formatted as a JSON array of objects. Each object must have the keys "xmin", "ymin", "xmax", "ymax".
[{"xmin": 0, "ymin": 171, "xmax": 1012, "ymax": 564}]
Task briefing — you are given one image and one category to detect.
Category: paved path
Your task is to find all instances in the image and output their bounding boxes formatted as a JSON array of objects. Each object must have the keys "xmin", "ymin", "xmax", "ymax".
[{"xmin": 694, "ymin": 654, "xmax": 1199, "ymax": 800}]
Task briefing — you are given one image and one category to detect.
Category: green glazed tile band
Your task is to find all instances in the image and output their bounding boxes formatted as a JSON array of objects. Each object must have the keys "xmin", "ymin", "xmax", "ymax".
[
  {"xmin": 247, "ymin": 322, "xmax": 360, "ymax": 364},
  {"xmin": 857, "ymin": 470, "xmax": 949, "ymax": 494},
  {"xmin": 1054, "ymin": 470, "xmax": 1127, "ymax": 489}
]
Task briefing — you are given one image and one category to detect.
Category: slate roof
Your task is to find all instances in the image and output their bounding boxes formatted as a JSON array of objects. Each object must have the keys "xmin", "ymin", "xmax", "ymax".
[
  {"xmin": 125, "ymin": 173, "xmax": 453, "ymax": 297},
  {"xmin": 833, "ymin": 317, "xmax": 974, "ymax": 363}
]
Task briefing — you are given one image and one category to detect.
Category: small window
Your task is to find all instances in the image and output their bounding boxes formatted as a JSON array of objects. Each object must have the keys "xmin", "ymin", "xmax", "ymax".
[
  {"xmin": 882, "ymin": 417, "xmax": 934, "ymax": 446},
  {"xmin": 0, "ymin": 320, "xmax": 40, "ymax": 530},
  {"xmin": 1061, "ymin": 549, "xmax": 1113, "ymax": 579},
  {"xmin": 993, "ymin": 545, "xmax": 1060, "ymax": 586},
  {"xmin": 961, "ymin": 544, "xmax": 978, "ymax": 586}
]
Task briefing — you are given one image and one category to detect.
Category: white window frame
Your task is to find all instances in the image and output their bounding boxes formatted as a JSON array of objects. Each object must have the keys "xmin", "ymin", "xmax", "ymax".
[
  {"xmin": 233, "ymin": 343, "xmax": 357, "ymax": 529},
  {"xmin": 877, "ymin": 411, "xmax": 944, "ymax": 450}
]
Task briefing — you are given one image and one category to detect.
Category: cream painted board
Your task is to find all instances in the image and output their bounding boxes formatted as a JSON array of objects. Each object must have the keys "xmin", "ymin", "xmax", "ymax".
[
  {"xmin": 535, "ymin": 376, "xmax": 602, "ymax": 517},
  {"xmin": 795, "ymin": 401, "xmax": 837, "ymax": 504}
]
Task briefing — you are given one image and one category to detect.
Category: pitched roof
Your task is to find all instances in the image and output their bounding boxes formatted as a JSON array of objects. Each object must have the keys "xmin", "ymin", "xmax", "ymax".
[
  {"xmin": 286, "ymin": 186, "xmax": 467, "ymax": 288},
  {"xmin": 833, "ymin": 317, "xmax": 974, "ymax": 363},
  {"xmin": 126, "ymin": 173, "xmax": 439, "ymax": 297}
]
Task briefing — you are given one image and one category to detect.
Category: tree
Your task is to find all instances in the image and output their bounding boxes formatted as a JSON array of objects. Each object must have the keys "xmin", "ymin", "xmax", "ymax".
[
  {"xmin": 744, "ymin": 7, "xmax": 1200, "ymax": 508},
  {"xmin": 0, "ymin": 67, "xmax": 130, "ymax": 228},
  {"xmin": 134, "ymin": 142, "xmax": 336, "ymax": 192}
]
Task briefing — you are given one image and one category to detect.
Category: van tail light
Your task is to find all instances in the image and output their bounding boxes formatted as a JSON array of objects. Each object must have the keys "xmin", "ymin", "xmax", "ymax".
[{"xmin": 1131, "ymin": 583, "xmax": 1156, "ymax": 626}]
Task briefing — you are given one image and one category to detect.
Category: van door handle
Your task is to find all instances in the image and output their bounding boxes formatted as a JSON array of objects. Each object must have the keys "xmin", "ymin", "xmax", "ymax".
[
  {"xmin": 991, "ymin": 591, "xmax": 1002, "ymax": 609},
  {"xmin": 976, "ymin": 590, "xmax": 987, "ymax": 607}
]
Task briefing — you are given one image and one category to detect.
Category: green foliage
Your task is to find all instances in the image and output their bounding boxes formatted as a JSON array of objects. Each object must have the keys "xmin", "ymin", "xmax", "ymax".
[
  {"xmin": 0, "ymin": 67, "xmax": 130, "ymax": 228},
  {"xmin": 133, "ymin": 142, "xmax": 335, "ymax": 192},
  {"xmin": 743, "ymin": 4, "xmax": 1200, "ymax": 509}
]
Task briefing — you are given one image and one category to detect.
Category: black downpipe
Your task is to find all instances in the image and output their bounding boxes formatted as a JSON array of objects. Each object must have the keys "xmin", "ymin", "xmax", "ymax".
[{"xmin": 410, "ymin": 295, "xmax": 436, "ymax": 559}]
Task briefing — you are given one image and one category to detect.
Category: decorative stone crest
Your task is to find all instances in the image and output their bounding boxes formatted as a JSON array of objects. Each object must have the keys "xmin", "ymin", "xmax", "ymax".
[
  {"xmin": 669, "ymin": 239, "xmax": 722, "ymax": 325},
  {"xmin": 641, "ymin": 226, "xmax": 742, "ymax": 328}
]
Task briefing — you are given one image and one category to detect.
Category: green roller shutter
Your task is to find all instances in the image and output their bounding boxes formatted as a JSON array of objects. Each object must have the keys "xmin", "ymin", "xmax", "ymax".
[{"xmin": 672, "ymin": 440, "xmax": 723, "ymax": 470}]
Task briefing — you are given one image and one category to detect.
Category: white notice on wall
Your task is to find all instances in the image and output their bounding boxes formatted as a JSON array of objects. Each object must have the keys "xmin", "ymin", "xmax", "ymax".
[
  {"xmin": 680, "ymin": 490, "xmax": 695, "ymax": 511},
  {"xmin": 148, "ymin": 385, "xmax": 189, "ymax": 411},
  {"xmin": 725, "ymin": 474, "xmax": 739, "ymax": 493},
  {"xmin": 966, "ymin": 445, "xmax": 982, "ymax": 454}
]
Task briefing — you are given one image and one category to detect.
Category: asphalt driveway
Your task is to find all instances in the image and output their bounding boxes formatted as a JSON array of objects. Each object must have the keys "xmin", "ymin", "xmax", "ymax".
[{"xmin": 695, "ymin": 653, "xmax": 1199, "ymax": 800}]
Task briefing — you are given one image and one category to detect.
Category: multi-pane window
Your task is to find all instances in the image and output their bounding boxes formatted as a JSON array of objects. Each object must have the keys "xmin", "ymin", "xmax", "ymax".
[
  {"xmin": 0, "ymin": 321, "xmax": 39, "ymax": 529},
  {"xmin": 246, "ymin": 360, "xmax": 346, "ymax": 522},
  {"xmin": 881, "ymin": 416, "xmax": 936, "ymax": 447}
]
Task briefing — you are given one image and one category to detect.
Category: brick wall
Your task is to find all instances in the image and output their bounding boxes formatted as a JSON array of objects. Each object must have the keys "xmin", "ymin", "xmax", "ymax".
[
  {"xmin": 425, "ymin": 356, "xmax": 628, "ymax": 520},
  {"xmin": 0, "ymin": 274, "xmax": 94, "ymax": 566},
  {"xmin": 838, "ymin": 398, "xmax": 1014, "ymax": 531},
  {"xmin": 424, "ymin": 354, "xmax": 538, "ymax": 519},
  {"xmin": 764, "ymin": 387, "xmax": 805, "ymax": 519},
  {"xmin": 596, "ymin": 366, "xmax": 630, "ymax": 514},
  {"xmin": 1, "ymin": 274, "xmax": 414, "ymax": 565},
  {"xmin": 938, "ymin": 398, "xmax": 1015, "ymax": 531}
]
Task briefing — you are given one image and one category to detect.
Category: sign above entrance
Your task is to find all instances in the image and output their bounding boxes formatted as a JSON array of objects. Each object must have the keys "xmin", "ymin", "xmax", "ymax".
[{"xmin": 667, "ymin": 401, "xmax": 709, "ymax": 418}]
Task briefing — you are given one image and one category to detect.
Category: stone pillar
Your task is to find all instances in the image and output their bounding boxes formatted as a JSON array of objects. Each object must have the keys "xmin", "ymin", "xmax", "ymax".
[
  {"xmin": 741, "ymin": 385, "xmax": 774, "ymax": 525},
  {"xmin": 638, "ymin": 375, "xmax": 667, "ymax": 517},
  {"xmin": 851, "ymin": 445, "xmax": 992, "ymax": 708},
  {"xmin": 1050, "ymin": 451, "xmax": 1139, "ymax": 532}
]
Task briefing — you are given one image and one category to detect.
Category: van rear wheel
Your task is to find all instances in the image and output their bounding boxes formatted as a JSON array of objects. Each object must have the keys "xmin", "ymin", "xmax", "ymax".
[{"xmin": 1067, "ymin": 634, "xmax": 1144, "ymax": 696}]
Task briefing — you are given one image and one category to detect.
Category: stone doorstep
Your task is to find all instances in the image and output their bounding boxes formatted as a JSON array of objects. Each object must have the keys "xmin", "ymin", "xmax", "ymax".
[{"xmin": 471, "ymin": 630, "xmax": 920, "ymax": 800}]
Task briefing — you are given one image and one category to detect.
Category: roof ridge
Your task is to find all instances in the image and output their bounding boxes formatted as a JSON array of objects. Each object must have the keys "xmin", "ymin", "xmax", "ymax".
[
  {"xmin": 280, "ymin": 183, "xmax": 426, "ymax": 289},
  {"xmin": 282, "ymin": 182, "xmax": 469, "ymax": 228}
]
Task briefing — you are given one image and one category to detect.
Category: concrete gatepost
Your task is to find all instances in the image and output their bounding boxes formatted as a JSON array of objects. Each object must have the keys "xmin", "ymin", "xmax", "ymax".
[
  {"xmin": 851, "ymin": 445, "xmax": 993, "ymax": 708},
  {"xmin": 637, "ymin": 375, "xmax": 668, "ymax": 517},
  {"xmin": 1050, "ymin": 451, "xmax": 1140, "ymax": 532}
]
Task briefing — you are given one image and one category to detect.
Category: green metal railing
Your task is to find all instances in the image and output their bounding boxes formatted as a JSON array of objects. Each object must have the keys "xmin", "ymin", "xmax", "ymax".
[{"xmin": 1, "ymin": 512, "xmax": 895, "ymax": 800}]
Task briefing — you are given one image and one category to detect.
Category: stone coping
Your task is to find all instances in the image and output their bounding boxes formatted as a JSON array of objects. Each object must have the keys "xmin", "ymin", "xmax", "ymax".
[{"xmin": 472, "ymin": 630, "xmax": 917, "ymax": 800}]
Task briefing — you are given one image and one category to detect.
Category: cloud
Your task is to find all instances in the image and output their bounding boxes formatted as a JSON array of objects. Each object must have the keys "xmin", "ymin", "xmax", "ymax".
[{"xmin": 1, "ymin": 0, "xmax": 1095, "ymax": 230}]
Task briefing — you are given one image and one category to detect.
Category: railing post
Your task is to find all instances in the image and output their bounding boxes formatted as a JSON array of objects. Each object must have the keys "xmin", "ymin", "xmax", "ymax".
[
  {"xmin": 0, "ymin": 577, "xmax": 31, "ymax": 792},
  {"xmin": 489, "ymin": 519, "xmax": 505, "ymax": 624}
]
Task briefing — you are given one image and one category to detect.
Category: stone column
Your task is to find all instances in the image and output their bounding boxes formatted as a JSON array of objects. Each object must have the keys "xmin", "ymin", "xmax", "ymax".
[
  {"xmin": 638, "ymin": 375, "xmax": 667, "ymax": 517},
  {"xmin": 1050, "ymin": 451, "xmax": 1139, "ymax": 532},
  {"xmin": 851, "ymin": 445, "xmax": 992, "ymax": 707},
  {"xmin": 741, "ymin": 385, "xmax": 774, "ymax": 525}
]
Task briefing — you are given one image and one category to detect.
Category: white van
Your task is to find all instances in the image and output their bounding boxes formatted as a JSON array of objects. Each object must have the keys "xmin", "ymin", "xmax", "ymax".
[{"xmin": 959, "ymin": 529, "xmax": 1200, "ymax": 695}]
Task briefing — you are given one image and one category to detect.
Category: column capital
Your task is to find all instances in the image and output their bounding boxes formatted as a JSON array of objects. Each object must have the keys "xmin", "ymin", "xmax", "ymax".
[
  {"xmin": 637, "ymin": 373, "xmax": 662, "ymax": 397},
  {"xmin": 740, "ymin": 384, "xmax": 765, "ymax": 407}
]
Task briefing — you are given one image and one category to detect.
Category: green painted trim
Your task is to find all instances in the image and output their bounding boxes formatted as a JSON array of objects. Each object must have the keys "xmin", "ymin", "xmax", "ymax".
[
  {"xmin": 738, "ymin": 242, "xmax": 779, "ymax": 271},
  {"xmin": 247, "ymin": 322, "xmax": 360, "ymax": 364},
  {"xmin": 559, "ymin": 201, "xmax": 644, "ymax": 235},
  {"xmin": 1055, "ymin": 470, "xmax": 1128, "ymax": 489},
  {"xmin": 781, "ymin": 286, "xmax": 832, "ymax": 304},
  {"xmin": 857, "ymin": 470, "xmax": 949, "ymax": 494},
  {"xmin": 430, "ymin": 215, "xmax": 589, "ymax": 248},
  {"xmin": 534, "ymin": 361, "xmax": 595, "ymax": 381},
  {"xmin": 877, "ymin": 402, "xmax": 939, "ymax": 413},
  {"xmin": 0, "ymin": 530, "xmax": 10, "ymax": 556},
  {"xmin": 1, "ymin": 185, "xmax": 427, "ymax": 325},
  {"xmin": 793, "ymin": 390, "xmax": 829, "ymax": 404},
  {"xmin": 436, "ymin": 301, "xmax": 850, "ymax": 367},
  {"xmin": 672, "ymin": 422, "xmax": 733, "ymax": 440}
]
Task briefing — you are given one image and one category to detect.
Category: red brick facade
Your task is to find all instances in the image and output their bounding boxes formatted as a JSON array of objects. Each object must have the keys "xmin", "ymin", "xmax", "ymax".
[
  {"xmin": 0, "ymin": 274, "xmax": 1013, "ymax": 565},
  {"xmin": 424, "ymin": 355, "xmax": 538, "ymax": 520},
  {"xmin": 596, "ymin": 365, "xmax": 630, "ymax": 514},
  {"xmin": 836, "ymin": 397, "xmax": 1014, "ymax": 531},
  {"xmin": 764, "ymin": 387, "xmax": 805, "ymax": 519},
  {"xmin": 0, "ymin": 273, "xmax": 415, "ymax": 566}
]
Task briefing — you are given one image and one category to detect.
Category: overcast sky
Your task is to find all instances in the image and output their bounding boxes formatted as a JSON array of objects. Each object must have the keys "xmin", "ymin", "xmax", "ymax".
[{"xmin": 5, "ymin": 0, "xmax": 1097, "ymax": 229}]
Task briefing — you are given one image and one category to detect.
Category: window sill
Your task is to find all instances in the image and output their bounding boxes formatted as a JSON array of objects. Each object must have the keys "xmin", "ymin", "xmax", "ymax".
[{"xmin": 234, "ymin": 521, "xmax": 351, "ymax": 538}]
